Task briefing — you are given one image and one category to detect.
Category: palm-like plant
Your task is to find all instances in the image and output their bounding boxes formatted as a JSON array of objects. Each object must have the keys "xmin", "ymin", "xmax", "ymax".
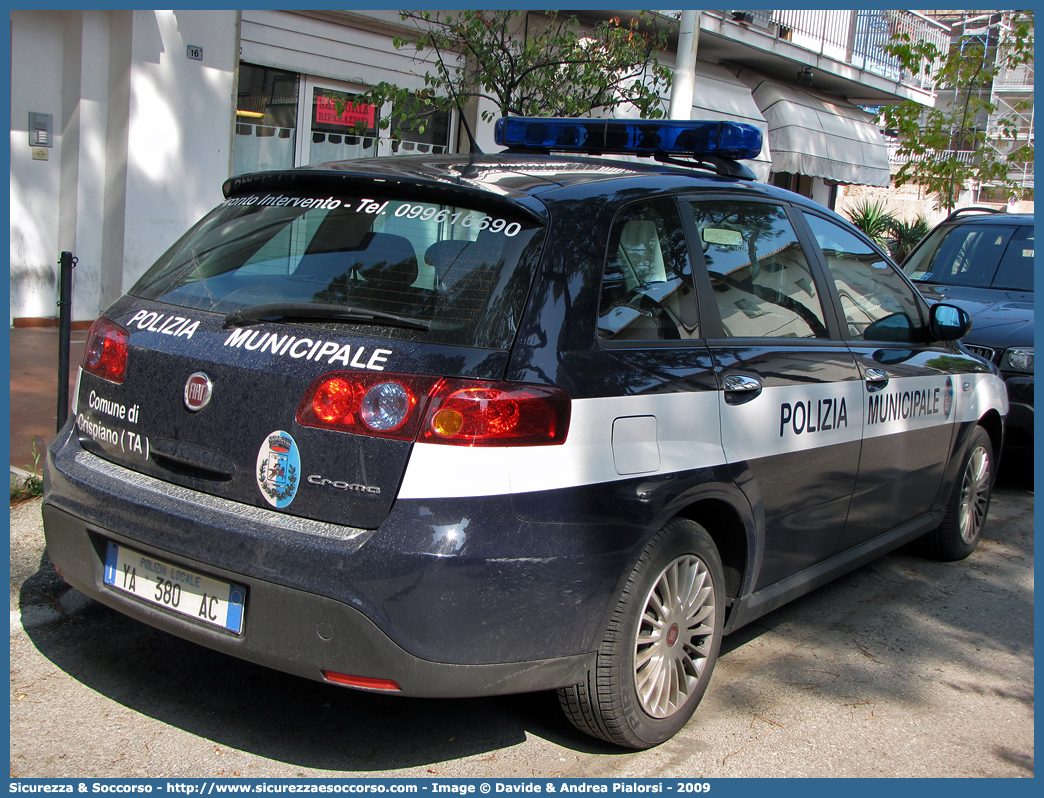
[
  {"xmin": 886, "ymin": 216, "xmax": 931, "ymax": 264},
  {"xmin": 845, "ymin": 200, "xmax": 896, "ymax": 251}
]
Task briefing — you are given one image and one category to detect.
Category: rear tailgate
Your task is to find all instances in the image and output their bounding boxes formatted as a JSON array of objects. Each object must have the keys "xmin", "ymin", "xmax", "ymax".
[
  {"xmin": 75, "ymin": 297, "xmax": 509, "ymax": 529},
  {"xmin": 73, "ymin": 177, "xmax": 548, "ymax": 529}
]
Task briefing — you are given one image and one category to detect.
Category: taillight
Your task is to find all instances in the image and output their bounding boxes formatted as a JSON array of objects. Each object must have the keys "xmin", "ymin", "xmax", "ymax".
[
  {"xmin": 297, "ymin": 373, "xmax": 439, "ymax": 441},
  {"xmin": 297, "ymin": 373, "xmax": 570, "ymax": 446},
  {"xmin": 423, "ymin": 380, "xmax": 570, "ymax": 446},
  {"xmin": 82, "ymin": 317, "xmax": 129, "ymax": 383}
]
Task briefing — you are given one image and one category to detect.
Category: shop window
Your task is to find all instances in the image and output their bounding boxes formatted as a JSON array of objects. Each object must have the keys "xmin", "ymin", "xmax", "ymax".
[
  {"xmin": 233, "ymin": 64, "xmax": 299, "ymax": 176},
  {"xmin": 390, "ymin": 104, "xmax": 451, "ymax": 155},
  {"xmin": 308, "ymin": 87, "xmax": 380, "ymax": 163},
  {"xmin": 234, "ymin": 63, "xmax": 453, "ymax": 176}
]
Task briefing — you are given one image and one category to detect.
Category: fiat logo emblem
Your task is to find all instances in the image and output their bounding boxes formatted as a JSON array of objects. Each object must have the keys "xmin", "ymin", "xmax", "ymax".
[
  {"xmin": 666, "ymin": 624, "xmax": 680, "ymax": 647},
  {"xmin": 184, "ymin": 372, "xmax": 213, "ymax": 412}
]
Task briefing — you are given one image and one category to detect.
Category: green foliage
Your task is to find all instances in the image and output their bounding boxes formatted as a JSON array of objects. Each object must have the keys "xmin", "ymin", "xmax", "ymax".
[
  {"xmin": 879, "ymin": 11, "xmax": 1034, "ymax": 212},
  {"xmin": 846, "ymin": 203, "xmax": 930, "ymax": 261},
  {"xmin": 845, "ymin": 200, "xmax": 897, "ymax": 250},
  {"xmin": 346, "ymin": 10, "xmax": 676, "ymax": 142},
  {"xmin": 886, "ymin": 215, "xmax": 931, "ymax": 263},
  {"xmin": 10, "ymin": 438, "xmax": 43, "ymax": 505}
]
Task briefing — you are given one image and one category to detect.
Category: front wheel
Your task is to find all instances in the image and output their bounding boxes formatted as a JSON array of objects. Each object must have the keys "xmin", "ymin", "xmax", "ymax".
[
  {"xmin": 919, "ymin": 426, "xmax": 994, "ymax": 561},
  {"xmin": 558, "ymin": 519, "xmax": 724, "ymax": 749}
]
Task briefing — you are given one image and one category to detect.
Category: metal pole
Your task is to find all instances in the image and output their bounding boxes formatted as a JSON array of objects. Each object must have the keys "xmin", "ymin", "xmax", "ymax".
[
  {"xmin": 56, "ymin": 250, "xmax": 76, "ymax": 432},
  {"xmin": 669, "ymin": 10, "xmax": 701, "ymax": 120}
]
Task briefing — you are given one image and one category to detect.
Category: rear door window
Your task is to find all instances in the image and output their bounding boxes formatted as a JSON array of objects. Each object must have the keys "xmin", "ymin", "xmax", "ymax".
[
  {"xmin": 131, "ymin": 193, "xmax": 545, "ymax": 350},
  {"xmin": 597, "ymin": 198, "xmax": 699, "ymax": 342}
]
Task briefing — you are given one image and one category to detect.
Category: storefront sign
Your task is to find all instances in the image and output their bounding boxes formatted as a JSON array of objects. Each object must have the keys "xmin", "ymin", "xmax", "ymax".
[{"xmin": 315, "ymin": 95, "xmax": 376, "ymax": 128}]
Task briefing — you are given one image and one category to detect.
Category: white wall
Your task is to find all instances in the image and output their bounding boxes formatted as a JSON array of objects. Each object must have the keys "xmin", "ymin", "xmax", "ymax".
[
  {"xmin": 10, "ymin": 12, "xmax": 65, "ymax": 324},
  {"xmin": 240, "ymin": 10, "xmax": 444, "ymax": 93},
  {"xmin": 9, "ymin": 10, "xmax": 238, "ymax": 323},
  {"xmin": 118, "ymin": 10, "xmax": 238, "ymax": 295}
]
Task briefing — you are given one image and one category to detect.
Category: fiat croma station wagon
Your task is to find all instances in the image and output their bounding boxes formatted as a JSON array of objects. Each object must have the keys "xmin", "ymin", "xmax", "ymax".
[{"xmin": 43, "ymin": 117, "xmax": 1007, "ymax": 749}]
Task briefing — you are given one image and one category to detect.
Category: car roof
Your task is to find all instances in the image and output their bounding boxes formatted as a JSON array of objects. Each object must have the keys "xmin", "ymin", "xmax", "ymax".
[
  {"xmin": 223, "ymin": 151, "xmax": 825, "ymax": 218},
  {"xmin": 941, "ymin": 210, "xmax": 1033, "ymax": 226}
]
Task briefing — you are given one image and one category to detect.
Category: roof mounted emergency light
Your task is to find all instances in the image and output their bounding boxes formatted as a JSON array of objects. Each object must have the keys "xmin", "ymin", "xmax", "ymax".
[
  {"xmin": 495, "ymin": 117, "xmax": 762, "ymax": 160},
  {"xmin": 494, "ymin": 117, "xmax": 763, "ymax": 180}
]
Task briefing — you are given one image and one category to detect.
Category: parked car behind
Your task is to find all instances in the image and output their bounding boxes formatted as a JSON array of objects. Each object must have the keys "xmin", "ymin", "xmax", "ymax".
[{"xmin": 901, "ymin": 208, "xmax": 1033, "ymax": 451}]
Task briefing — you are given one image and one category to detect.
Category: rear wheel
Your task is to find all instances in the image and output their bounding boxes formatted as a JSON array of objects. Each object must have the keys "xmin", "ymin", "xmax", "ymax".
[
  {"xmin": 558, "ymin": 519, "xmax": 724, "ymax": 749},
  {"xmin": 920, "ymin": 426, "xmax": 994, "ymax": 561}
]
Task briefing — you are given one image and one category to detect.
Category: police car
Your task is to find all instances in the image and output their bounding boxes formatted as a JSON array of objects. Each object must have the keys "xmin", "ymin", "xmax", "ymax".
[{"xmin": 43, "ymin": 117, "xmax": 1007, "ymax": 749}]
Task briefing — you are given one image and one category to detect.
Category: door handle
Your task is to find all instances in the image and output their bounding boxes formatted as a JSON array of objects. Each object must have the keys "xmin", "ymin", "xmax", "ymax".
[
  {"xmin": 723, "ymin": 374, "xmax": 762, "ymax": 405},
  {"xmin": 865, "ymin": 368, "xmax": 889, "ymax": 392}
]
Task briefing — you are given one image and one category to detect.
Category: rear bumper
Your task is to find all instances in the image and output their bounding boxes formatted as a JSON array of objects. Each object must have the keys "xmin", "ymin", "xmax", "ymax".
[
  {"xmin": 43, "ymin": 427, "xmax": 635, "ymax": 696},
  {"xmin": 42, "ymin": 501, "xmax": 592, "ymax": 697}
]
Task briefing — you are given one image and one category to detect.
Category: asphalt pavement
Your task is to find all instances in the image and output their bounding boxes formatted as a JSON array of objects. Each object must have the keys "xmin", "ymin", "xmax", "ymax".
[{"xmin": 9, "ymin": 467, "xmax": 1034, "ymax": 778}]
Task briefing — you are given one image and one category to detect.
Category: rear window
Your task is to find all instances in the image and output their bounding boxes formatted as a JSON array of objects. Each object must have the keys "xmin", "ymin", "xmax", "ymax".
[
  {"xmin": 130, "ymin": 192, "xmax": 546, "ymax": 349},
  {"xmin": 903, "ymin": 223, "xmax": 1033, "ymax": 292}
]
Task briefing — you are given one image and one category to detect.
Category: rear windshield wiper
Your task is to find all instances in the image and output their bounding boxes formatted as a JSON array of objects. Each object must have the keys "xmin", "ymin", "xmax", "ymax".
[{"xmin": 224, "ymin": 302, "xmax": 431, "ymax": 331}]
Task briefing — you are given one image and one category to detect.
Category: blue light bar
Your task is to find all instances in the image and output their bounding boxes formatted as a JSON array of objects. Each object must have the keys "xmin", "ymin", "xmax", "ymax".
[{"xmin": 494, "ymin": 117, "xmax": 763, "ymax": 161}]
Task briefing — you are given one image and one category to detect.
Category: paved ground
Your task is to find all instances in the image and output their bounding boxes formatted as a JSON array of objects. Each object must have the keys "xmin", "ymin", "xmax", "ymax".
[
  {"xmin": 9, "ymin": 457, "xmax": 1034, "ymax": 779},
  {"xmin": 9, "ymin": 327, "xmax": 87, "ymax": 472}
]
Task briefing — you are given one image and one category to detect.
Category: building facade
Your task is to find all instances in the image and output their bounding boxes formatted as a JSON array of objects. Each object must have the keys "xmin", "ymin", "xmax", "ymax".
[
  {"xmin": 923, "ymin": 10, "xmax": 1034, "ymax": 208},
  {"xmin": 10, "ymin": 9, "xmax": 943, "ymax": 325}
]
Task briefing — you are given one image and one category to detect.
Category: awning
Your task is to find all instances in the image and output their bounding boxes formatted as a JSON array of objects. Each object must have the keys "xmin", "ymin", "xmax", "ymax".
[
  {"xmin": 738, "ymin": 73, "xmax": 890, "ymax": 187},
  {"xmin": 689, "ymin": 63, "xmax": 772, "ymax": 182},
  {"xmin": 615, "ymin": 61, "xmax": 772, "ymax": 180}
]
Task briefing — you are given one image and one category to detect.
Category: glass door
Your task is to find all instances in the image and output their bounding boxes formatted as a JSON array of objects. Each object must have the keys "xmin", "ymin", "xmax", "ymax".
[{"xmin": 297, "ymin": 77, "xmax": 387, "ymax": 166}]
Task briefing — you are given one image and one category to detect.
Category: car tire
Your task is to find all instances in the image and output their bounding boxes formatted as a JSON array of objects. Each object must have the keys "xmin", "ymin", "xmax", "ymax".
[
  {"xmin": 558, "ymin": 518, "xmax": 724, "ymax": 749},
  {"xmin": 919, "ymin": 426, "xmax": 994, "ymax": 561}
]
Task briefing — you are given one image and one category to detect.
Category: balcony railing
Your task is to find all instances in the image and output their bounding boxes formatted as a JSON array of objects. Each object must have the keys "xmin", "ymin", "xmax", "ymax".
[
  {"xmin": 888, "ymin": 144, "xmax": 1034, "ymax": 189},
  {"xmin": 726, "ymin": 10, "xmax": 950, "ymax": 92},
  {"xmin": 888, "ymin": 147, "xmax": 975, "ymax": 168},
  {"xmin": 995, "ymin": 63, "xmax": 1035, "ymax": 89}
]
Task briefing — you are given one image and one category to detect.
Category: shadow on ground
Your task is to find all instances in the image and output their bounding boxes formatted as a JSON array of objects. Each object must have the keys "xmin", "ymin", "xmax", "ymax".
[
  {"xmin": 19, "ymin": 459, "xmax": 1032, "ymax": 772},
  {"xmin": 20, "ymin": 551, "xmax": 622, "ymax": 771}
]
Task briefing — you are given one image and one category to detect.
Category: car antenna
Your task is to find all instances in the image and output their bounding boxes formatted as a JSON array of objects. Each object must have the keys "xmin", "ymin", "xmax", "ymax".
[
  {"xmin": 425, "ymin": 35, "xmax": 482, "ymax": 160},
  {"xmin": 457, "ymin": 101, "xmax": 482, "ymax": 157},
  {"xmin": 448, "ymin": 90, "xmax": 483, "ymax": 178}
]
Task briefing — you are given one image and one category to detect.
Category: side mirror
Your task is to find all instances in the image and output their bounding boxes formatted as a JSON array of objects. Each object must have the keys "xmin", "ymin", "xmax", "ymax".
[{"xmin": 929, "ymin": 303, "xmax": 972, "ymax": 341}]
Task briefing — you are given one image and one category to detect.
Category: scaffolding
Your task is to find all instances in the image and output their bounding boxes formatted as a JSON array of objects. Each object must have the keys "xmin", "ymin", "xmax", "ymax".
[{"xmin": 926, "ymin": 10, "xmax": 1035, "ymax": 202}]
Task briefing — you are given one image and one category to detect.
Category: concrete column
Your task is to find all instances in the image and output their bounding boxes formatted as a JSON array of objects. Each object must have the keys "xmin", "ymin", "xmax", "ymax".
[
  {"xmin": 669, "ymin": 10, "xmax": 701, "ymax": 120},
  {"xmin": 119, "ymin": 10, "xmax": 238, "ymax": 292},
  {"xmin": 99, "ymin": 11, "xmax": 132, "ymax": 313},
  {"xmin": 59, "ymin": 10, "xmax": 112, "ymax": 322}
]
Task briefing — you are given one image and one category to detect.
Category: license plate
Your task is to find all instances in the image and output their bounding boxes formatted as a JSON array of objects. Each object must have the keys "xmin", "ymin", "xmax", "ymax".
[{"xmin": 103, "ymin": 542, "xmax": 245, "ymax": 634}]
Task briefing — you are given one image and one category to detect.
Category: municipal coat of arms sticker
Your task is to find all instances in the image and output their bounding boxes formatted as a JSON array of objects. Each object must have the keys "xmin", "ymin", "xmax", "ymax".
[{"xmin": 256, "ymin": 430, "xmax": 301, "ymax": 508}]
